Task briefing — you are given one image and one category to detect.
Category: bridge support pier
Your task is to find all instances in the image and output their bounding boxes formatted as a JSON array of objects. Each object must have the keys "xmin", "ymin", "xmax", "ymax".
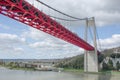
[
  {"xmin": 84, "ymin": 17, "xmax": 99, "ymax": 72},
  {"xmin": 84, "ymin": 50, "xmax": 98, "ymax": 72}
]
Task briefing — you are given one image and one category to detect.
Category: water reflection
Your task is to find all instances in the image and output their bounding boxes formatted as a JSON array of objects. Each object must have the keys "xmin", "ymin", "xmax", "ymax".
[
  {"xmin": 0, "ymin": 67, "xmax": 120, "ymax": 80},
  {"xmin": 83, "ymin": 73, "xmax": 111, "ymax": 80},
  {"xmin": 98, "ymin": 73, "xmax": 111, "ymax": 80}
]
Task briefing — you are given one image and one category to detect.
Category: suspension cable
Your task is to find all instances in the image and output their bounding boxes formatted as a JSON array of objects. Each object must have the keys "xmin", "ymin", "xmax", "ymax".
[
  {"xmin": 88, "ymin": 26, "xmax": 94, "ymax": 43},
  {"xmin": 49, "ymin": 15, "xmax": 81, "ymax": 21},
  {"xmin": 95, "ymin": 26, "xmax": 102, "ymax": 51},
  {"xmin": 35, "ymin": 0, "xmax": 87, "ymax": 20}
]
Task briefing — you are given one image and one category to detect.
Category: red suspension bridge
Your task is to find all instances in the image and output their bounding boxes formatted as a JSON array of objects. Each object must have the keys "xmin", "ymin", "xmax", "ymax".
[
  {"xmin": 0, "ymin": 0, "xmax": 102, "ymax": 72},
  {"xmin": 0, "ymin": 0, "xmax": 95, "ymax": 51}
]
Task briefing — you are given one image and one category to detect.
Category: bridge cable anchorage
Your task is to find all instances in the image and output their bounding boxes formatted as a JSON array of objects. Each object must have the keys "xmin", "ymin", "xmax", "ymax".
[{"xmin": 35, "ymin": 0, "xmax": 88, "ymax": 21}]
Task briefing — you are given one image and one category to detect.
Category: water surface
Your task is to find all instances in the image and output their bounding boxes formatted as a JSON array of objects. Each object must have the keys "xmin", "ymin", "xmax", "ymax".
[{"xmin": 0, "ymin": 67, "xmax": 119, "ymax": 80}]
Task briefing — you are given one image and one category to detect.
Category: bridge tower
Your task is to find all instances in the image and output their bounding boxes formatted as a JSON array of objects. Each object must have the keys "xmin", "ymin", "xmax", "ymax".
[{"xmin": 84, "ymin": 17, "xmax": 99, "ymax": 72}]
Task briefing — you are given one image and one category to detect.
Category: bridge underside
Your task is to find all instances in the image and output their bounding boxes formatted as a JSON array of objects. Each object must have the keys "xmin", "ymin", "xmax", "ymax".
[{"xmin": 0, "ymin": 0, "xmax": 94, "ymax": 51}]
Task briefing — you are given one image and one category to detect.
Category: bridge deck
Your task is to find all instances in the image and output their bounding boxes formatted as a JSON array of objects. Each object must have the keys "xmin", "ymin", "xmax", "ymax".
[{"xmin": 0, "ymin": 0, "xmax": 94, "ymax": 51}]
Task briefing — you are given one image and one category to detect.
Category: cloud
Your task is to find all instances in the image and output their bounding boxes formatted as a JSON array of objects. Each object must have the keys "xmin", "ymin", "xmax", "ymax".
[
  {"xmin": 22, "ymin": 27, "xmax": 49, "ymax": 40},
  {"xmin": 0, "ymin": 33, "xmax": 25, "ymax": 44},
  {"xmin": 14, "ymin": 47, "xmax": 24, "ymax": 53},
  {"xmin": 1, "ymin": 0, "xmax": 120, "ymax": 59},
  {"xmin": 0, "ymin": 24, "xmax": 84, "ymax": 58},
  {"xmin": 98, "ymin": 34, "xmax": 120, "ymax": 49},
  {"xmin": 27, "ymin": 0, "xmax": 120, "ymax": 27},
  {"xmin": 23, "ymin": 28, "xmax": 84, "ymax": 58},
  {"xmin": 0, "ymin": 33, "xmax": 25, "ymax": 55}
]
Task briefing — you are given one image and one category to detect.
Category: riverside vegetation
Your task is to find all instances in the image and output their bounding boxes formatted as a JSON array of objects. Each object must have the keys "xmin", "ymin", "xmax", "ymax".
[
  {"xmin": 0, "ymin": 62, "xmax": 35, "ymax": 71},
  {"xmin": 55, "ymin": 47, "xmax": 120, "ymax": 72},
  {"xmin": 0, "ymin": 47, "xmax": 120, "ymax": 72}
]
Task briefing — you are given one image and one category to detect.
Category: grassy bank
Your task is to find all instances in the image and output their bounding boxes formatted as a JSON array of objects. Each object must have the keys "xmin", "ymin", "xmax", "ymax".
[
  {"xmin": 0, "ymin": 64, "xmax": 35, "ymax": 71},
  {"xmin": 110, "ymin": 71, "xmax": 120, "ymax": 75},
  {"xmin": 9, "ymin": 67, "xmax": 35, "ymax": 71}
]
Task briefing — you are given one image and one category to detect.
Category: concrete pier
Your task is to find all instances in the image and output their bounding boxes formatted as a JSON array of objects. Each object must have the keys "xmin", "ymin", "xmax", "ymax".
[{"xmin": 84, "ymin": 51, "xmax": 98, "ymax": 72}]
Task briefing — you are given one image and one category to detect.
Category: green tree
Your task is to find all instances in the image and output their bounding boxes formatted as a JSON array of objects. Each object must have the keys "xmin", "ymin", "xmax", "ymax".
[
  {"xmin": 116, "ymin": 54, "xmax": 120, "ymax": 58},
  {"xmin": 116, "ymin": 61, "xmax": 120, "ymax": 71},
  {"xmin": 110, "ymin": 53, "xmax": 116, "ymax": 58},
  {"xmin": 98, "ymin": 54, "xmax": 105, "ymax": 63},
  {"xmin": 8, "ymin": 62, "xmax": 14, "ymax": 67},
  {"xmin": 108, "ymin": 59, "xmax": 114, "ymax": 70},
  {"xmin": 102, "ymin": 62, "xmax": 109, "ymax": 70},
  {"xmin": 55, "ymin": 55, "xmax": 84, "ymax": 69}
]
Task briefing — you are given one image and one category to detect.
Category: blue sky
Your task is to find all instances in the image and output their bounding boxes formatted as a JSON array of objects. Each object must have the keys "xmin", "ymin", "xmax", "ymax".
[{"xmin": 0, "ymin": 0, "xmax": 120, "ymax": 59}]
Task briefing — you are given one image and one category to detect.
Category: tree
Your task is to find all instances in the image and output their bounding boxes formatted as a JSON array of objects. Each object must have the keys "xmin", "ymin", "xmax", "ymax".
[
  {"xmin": 55, "ymin": 55, "xmax": 84, "ymax": 69},
  {"xmin": 102, "ymin": 62, "xmax": 109, "ymax": 70},
  {"xmin": 108, "ymin": 59, "xmax": 114, "ymax": 70},
  {"xmin": 8, "ymin": 62, "xmax": 14, "ymax": 67},
  {"xmin": 110, "ymin": 53, "xmax": 116, "ymax": 58},
  {"xmin": 98, "ymin": 54, "xmax": 105, "ymax": 63},
  {"xmin": 116, "ymin": 61, "xmax": 120, "ymax": 71},
  {"xmin": 116, "ymin": 54, "xmax": 120, "ymax": 58}
]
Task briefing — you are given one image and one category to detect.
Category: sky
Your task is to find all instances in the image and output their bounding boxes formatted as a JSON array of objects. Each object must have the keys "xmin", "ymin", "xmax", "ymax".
[{"xmin": 0, "ymin": 0, "xmax": 120, "ymax": 59}]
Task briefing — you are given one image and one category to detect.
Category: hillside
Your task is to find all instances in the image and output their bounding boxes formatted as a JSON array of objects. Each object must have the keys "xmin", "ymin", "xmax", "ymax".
[
  {"xmin": 55, "ymin": 54, "xmax": 84, "ymax": 69},
  {"xmin": 55, "ymin": 46, "xmax": 120, "ymax": 69},
  {"xmin": 102, "ymin": 47, "xmax": 120, "ymax": 57}
]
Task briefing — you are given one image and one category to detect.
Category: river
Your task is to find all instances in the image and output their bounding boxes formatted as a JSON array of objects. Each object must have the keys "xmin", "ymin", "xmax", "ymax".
[{"xmin": 0, "ymin": 67, "xmax": 120, "ymax": 80}]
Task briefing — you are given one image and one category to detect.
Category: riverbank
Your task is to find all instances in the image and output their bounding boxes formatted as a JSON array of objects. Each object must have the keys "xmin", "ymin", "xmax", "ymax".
[
  {"xmin": 0, "ymin": 65, "xmax": 35, "ymax": 71},
  {"xmin": 1, "ymin": 65, "xmax": 120, "ymax": 76},
  {"xmin": 64, "ymin": 68, "xmax": 84, "ymax": 72},
  {"xmin": 9, "ymin": 67, "xmax": 35, "ymax": 71},
  {"xmin": 0, "ymin": 65, "xmax": 63, "ymax": 72},
  {"xmin": 110, "ymin": 71, "xmax": 120, "ymax": 76}
]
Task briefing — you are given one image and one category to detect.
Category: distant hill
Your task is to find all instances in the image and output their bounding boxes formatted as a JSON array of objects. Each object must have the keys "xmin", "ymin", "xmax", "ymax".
[
  {"xmin": 1, "ymin": 47, "xmax": 120, "ymax": 69},
  {"xmin": 55, "ymin": 46, "xmax": 120, "ymax": 69},
  {"xmin": 102, "ymin": 47, "xmax": 120, "ymax": 57},
  {"xmin": 55, "ymin": 54, "xmax": 84, "ymax": 69},
  {"xmin": 0, "ymin": 59, "xmax": 62, "ymax": 63}
]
